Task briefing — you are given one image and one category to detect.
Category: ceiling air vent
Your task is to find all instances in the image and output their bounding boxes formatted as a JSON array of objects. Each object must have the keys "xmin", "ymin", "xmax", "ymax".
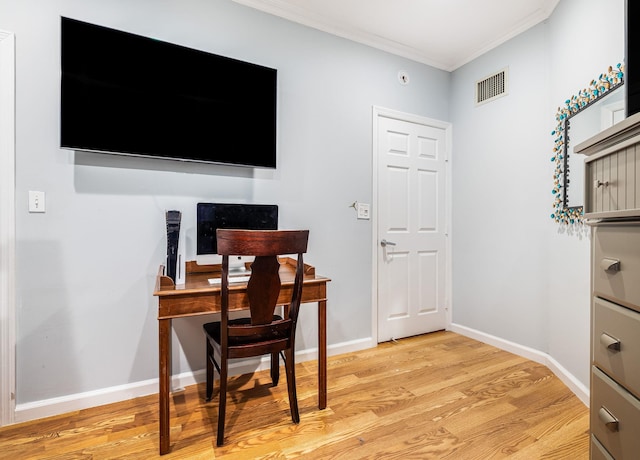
[{"xmin": 475, "ymin": 68, "xmax": 508, "ymax": 106}]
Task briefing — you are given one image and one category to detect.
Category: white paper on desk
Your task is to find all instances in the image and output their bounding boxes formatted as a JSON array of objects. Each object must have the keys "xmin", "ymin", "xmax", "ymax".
[{"xmin": 208, "ymin": 275, "xmax": 251, "ymax": 285}]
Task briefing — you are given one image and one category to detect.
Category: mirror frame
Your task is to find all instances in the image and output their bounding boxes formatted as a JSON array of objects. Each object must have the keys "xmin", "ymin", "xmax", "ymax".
[{"xmin": 551, "ymin": 64, "xmax": 624, "ymax": 225}]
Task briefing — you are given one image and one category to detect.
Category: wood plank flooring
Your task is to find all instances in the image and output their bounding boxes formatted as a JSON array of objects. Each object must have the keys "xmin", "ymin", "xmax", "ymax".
[{"xmin": 0, "ymin": 331, "xmax": 589, "ymax": 459}]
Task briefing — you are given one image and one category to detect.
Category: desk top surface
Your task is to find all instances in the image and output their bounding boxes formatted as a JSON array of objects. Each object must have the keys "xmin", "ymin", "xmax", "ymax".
[{"xmin": 154, "ymin": 258, "xmax": 329, "ymax": 297}]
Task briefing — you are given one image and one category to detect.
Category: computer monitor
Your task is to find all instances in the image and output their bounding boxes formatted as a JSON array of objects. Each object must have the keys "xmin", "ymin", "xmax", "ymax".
[{"xmin": 195, "ymin": 203, "xmax": 278, "ymax": 270}]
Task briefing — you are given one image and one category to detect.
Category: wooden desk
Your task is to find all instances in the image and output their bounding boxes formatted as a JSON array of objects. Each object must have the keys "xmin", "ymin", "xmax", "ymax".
[{"xmin": 153, "ymin": 259, "xmax": 330, "ymax": 455}]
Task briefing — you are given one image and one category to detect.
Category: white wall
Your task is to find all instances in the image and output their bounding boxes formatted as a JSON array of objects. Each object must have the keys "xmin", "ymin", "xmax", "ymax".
[
  {"xmin": 451, "ymin": 0, "xmax": 624, "ymax": 387},
  {"xmin": 3, "ymin": 0, "xmax": 626, "ymax": 418},
  {"xmin": 451, "ymin": 24, "xmax": 551, "ymax": 350},
  {"xmin": 2, "ymin": 0, "xmax": 450, "ymax": 409},
  {"xmin": 545, "ymin": 0, "xmax": 624, "ymax": 387}
]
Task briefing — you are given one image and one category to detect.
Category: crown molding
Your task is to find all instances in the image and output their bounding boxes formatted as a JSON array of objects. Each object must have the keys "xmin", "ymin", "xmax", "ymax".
[{"xmin": 233, "ymin": 0, "xmax": 560, "ymax": 71}]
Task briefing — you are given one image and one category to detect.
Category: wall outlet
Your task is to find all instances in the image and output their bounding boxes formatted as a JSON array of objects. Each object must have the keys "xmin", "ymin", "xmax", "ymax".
[
  {"xmin": 29, "ymin": 191, "xmax": 46, "ymax": 213},
  {"xmin": 357, "ymin": 203, "xmax": 370, "ymax": 220}
]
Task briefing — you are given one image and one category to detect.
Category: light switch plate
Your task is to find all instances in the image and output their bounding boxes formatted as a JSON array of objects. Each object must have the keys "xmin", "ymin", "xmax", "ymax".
[
  {"xmin": 357, "ymin": 203, "xmax": 370, "ymax": 220},
  {"xmin": 29, "ymin": 191, "xmax": 46, "ymax": 213}
]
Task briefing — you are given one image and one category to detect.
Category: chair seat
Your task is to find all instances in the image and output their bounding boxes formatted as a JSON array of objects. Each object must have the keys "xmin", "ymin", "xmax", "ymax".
[{"xmin": 203, "ymin": 315, "xmax": 285, "ymax": 346}]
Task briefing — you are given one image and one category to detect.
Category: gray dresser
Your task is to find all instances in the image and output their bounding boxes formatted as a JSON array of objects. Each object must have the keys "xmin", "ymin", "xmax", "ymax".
[{"xmin": 576, "ymin": 112, "xmax": 640, "ymax": 459}]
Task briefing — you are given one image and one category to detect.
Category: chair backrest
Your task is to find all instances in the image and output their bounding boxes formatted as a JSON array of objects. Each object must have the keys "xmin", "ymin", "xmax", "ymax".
[{"xmin": 216, "ymin": 229, "xmax": 309, "ymax": 348}]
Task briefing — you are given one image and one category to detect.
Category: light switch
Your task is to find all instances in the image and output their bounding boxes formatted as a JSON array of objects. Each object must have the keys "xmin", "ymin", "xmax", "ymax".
[
  {"xmin": 29, "ymin": 191, "xmax": 46, "ymax": 213},
  {"xmin": 357, "ymin": 203, "xmax": 370, "ymax": 220}
]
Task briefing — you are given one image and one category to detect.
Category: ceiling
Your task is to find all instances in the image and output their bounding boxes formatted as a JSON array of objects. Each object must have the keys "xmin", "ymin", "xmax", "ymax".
[{"xmin": 233, "ymin": 0, "xmax": 560, "ymax": 71}]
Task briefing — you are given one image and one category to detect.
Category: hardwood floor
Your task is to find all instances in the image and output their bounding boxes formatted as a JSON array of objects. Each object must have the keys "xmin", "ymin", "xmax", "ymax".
[{"xmin": 0, "ymin": 331, "xmax": 589, "ymax": 459}]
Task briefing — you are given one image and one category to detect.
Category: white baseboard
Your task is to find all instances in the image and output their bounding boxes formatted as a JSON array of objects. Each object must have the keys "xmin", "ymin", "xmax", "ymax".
[
  {"xmin": 13, "ymin": 337, "xmax": 375, "ymax": 424},
  {"xmin": 449, "ymin": 323, "xmax": 589, "ymax": 407}
]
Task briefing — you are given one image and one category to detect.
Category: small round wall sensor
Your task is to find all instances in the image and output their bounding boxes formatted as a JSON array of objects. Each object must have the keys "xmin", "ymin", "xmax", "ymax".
[{"xmin": 398, "ymin": 70, "xmax": 410, "ymax": 85}]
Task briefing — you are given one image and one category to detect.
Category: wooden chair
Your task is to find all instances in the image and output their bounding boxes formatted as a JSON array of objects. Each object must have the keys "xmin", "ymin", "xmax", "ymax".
[{"xmin": 203, "ymin": 229, "xmax": 309, "ymax": 446}]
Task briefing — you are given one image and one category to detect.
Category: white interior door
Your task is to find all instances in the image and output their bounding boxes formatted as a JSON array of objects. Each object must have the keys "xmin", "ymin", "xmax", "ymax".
[{"xmin": 374, "ymin": 108, "xmax": 450, "ymax": 343}]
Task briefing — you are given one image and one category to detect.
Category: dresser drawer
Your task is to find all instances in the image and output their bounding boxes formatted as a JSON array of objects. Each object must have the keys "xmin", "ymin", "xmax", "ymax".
[
  {"xmin": 591, "ymin": 434, "xmax": 614, "ymax": 460},
  {"xmin": 591, "ymin": 366, "xmax": 640, "ymax": 459},
  {"xmin": 585, "ymin": 144, "xmax": 640, "ymax": 217},
  {"xmin": 593, "ymin": 224, "xmax": 640, "ymax": 312},
  {"xmin": 593, "ymin": 297, "xmax": 640, "ymax": 398}
]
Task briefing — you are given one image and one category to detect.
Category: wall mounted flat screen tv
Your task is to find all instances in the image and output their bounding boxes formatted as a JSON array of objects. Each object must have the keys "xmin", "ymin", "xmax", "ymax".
[
  {"xmin": 626, "ymin": 0, "xmax": 640, "ymax": 117},
  {"xmin": 60, "ymin": 17, "xmax": 277, "ymax": 168}
]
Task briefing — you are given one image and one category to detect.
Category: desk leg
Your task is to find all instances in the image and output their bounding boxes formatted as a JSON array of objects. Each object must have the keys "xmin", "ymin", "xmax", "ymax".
[
  {"xmin": 159, "ymin": 318, "xmax": 171, "ymax": 455},
  {"xmin": 318, "ymin": 299, "xmax": 327, "ymax": 410}
]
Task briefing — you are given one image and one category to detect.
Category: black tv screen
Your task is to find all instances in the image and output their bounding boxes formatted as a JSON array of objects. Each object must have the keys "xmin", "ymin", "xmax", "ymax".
[
  {"xmin": 196, "ymin": 203, "xmax": 278, "ymax": 255},
  {"xmin": 627, "ymin": 0, "xmax": 640, "ymax": 117},
  {"xmin": 60, "ymin": 17, "xmax": 277, "ymax": 168}
]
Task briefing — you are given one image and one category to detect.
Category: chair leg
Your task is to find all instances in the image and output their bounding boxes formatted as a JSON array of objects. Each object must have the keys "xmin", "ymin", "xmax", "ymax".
[
  {"xmin": 205, "ymin": 339, "xmax": 214, "ymax": 401},
  {"xmin": 216, "ymin": 355, "xmax": 228, "ymax": 446},
  {"xmin": 284, "ymin": 348, "xmax": 300, "ymax": 424},
  {"xmin": 270, "ymin": 352, "xmax": 279, "ymax": 386}
]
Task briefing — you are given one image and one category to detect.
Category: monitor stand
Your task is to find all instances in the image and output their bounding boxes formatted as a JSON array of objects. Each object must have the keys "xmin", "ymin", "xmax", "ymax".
[
  {"xmin": 228, "ymin": 256, "xmax": 252, "ymax": 276},
  {"xmin": 194, "ymin": 254, "xmax": 253, "ymax": 274}
]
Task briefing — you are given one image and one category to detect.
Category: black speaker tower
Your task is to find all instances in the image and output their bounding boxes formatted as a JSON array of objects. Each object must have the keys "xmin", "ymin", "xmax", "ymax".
[{"xmin": 165, "ymin": 210, "xmax": 181, "ymax": 282}]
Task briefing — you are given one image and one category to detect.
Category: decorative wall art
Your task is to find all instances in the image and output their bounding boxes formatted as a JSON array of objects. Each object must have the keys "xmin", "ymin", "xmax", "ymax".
[{"xmin": 551, "ymin": 64, "xmax": 624, "ymax": 226}]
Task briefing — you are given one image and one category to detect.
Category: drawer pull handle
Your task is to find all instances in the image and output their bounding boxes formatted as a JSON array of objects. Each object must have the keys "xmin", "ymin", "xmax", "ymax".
[
  {"xmin": 600, "ymin": 332, "xmax": 621, "ymax": 351},
  {"xmin": 600, "ymin": 258, "xmax": 620, "ymax": 273},
  {"xmin": 598, "ymin": 406, "xmax": 619, "ymax": 432},
  {"xmin": 594, "ymin": 179, "xmax": 609, "ymax": 188}
]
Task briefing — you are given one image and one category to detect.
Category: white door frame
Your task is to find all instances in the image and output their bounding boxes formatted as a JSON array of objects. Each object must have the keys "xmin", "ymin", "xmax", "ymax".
[
  {"xmin": 0, "ymin": 29, "xmax": 16, "ymax": 426},
  {"xmin": 371, "ymin": 106, "xmax": 453, "ymax": 344}
]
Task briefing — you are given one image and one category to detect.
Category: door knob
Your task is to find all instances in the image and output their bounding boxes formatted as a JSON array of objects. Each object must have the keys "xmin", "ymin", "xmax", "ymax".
[{"xmin": 380, "ymin": 239, "xmax": 396, "ymax": 247}]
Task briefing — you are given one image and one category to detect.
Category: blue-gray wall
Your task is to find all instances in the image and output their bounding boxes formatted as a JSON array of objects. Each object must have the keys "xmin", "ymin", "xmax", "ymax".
[
  {"xmin": 2, "ymin": 0, "xmax": 627, "ymax": 413},
  {"xmin": 2, "ymin": 0, "xmax": 450, "ymax": 405},
  {"xmin": 451, "ymin": 0, "xmax": 624, "ymax": 387}
]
